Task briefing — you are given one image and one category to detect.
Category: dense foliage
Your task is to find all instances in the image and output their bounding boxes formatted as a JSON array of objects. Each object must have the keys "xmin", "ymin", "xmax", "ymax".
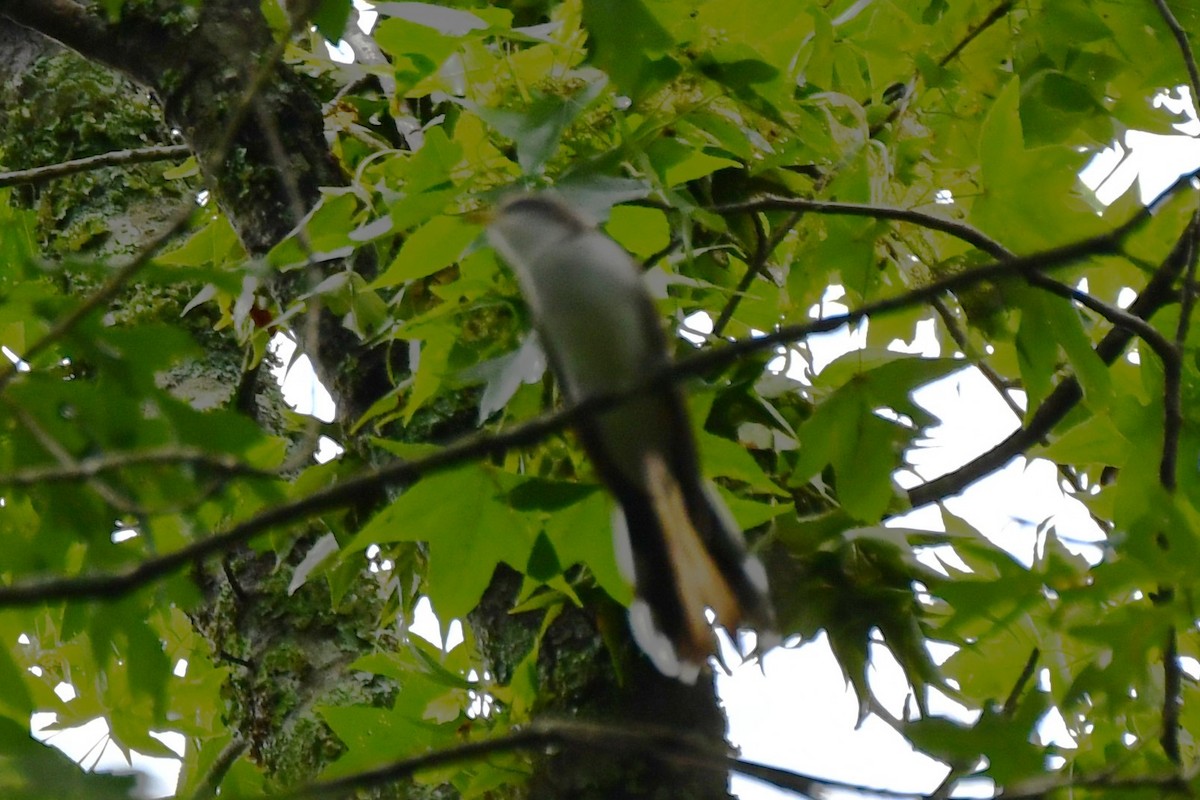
[{"xmin": 1, "ymin": 0, "xmax": 1199, "ymax": 798}]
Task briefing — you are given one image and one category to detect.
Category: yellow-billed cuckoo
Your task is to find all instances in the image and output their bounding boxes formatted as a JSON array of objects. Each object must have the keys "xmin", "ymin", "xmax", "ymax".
[{"xmin": 486, "ymin": 193, "xmax": 773, "ymax": 682}]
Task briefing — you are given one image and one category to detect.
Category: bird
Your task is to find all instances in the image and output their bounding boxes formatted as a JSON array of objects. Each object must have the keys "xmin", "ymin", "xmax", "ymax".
[{"xmin": 486, "ymin": 192, "xmax": 773, "ymax": 682}]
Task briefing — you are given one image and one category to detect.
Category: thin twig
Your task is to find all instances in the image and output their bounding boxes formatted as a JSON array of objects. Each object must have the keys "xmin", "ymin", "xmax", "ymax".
[
  {"xmin": 0, "ymin": 144, "xmax": 191, "ymax": 188},
  {"xmin": 712, "ymin": 209, "xmax": 803, "ymax": 338},
  {"xmin": 932, "ymin": 647, "xmax": 1040, "ymax": 798},
  {"xmin": 1003, "ymin": 648, "xmax": 1041, "ymax": 717},
  {"xmin": 722, "ymin": 193, "xmax": 1176, "ymax": 359},
  {"xmin": 694, "ymin": 170, "xmax": 1195, "ymax": 381},
  {"xmin": 0, "ymin": 392, "xmax": 609, "ymax": 606},
  {"xmin": 0, "ymin": 206, "xmax": 194, "ymax": 392},
  {"xmin": 744, "ymin": 183, "xmax": 1187, "ymax": 502},
  {"xmin": 929, "ymin": 297, "xmax": 1023, "ymax": 416},
  {"xmin": 188, "ymin": 737, "xmax": 250, "ymax": 800},
  {"xmin": 2, "ymin": 397, "xmax": 142, "ymax": 515},
  {"xmin": 1151, "ymin": 0, "xmax": 1200, "ymax": 114},
  {"xmin": 251, "ymin": 99, "xmax": 325, "ymax": 471},
  {"xmin": 928, "ymin": 291, "xmax": 1109, "ymax": 529},
  {"xmin": 888, "ymin": 234, "xmax": 1098, "ymax": 505},
  {"xmin": 0, "ymin": 447, "xmax": 273, "ymax": 487},
  {"xmin": 711, "ymin": 196, "xmax": 1014, "ymax": 259},
  {"xmin": 1149, "ymin": 0, "xmax": 1200, "ymax": 480},
  {"xmin": 1028, "ymin": 273, "xmax": 1177, "ymax": 362},
  {"xmin": 711, "ymin": 211, "xmax": 770, "ymax": 337},
  {"xmin": 939, "ymin": 1, "xmax": 1016, "ymax": 67},
  {"xmin": 867, "ymin": 1, "xmax": 1016, "ymax": 137},
  {"xmin": 1162, "ymin": 220, "xmax": 1198, "ymax": 489}
]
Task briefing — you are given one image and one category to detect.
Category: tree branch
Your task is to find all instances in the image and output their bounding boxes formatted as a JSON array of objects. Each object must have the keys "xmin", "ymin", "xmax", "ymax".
[
  {"xmin": 711, "ymin": 208, "xmax": 802, "ymax": 338},
  {"xmin": 718, "ymin": 193, "xmax": 1179, "ymax": 362},
  {"xmin": 0, "ymin": 446, "xmax": 273, "ymax": 487},
  {"xmin": 2, "ymin": 396, "xmax": 143, "ymax": 514},
  {"xmin": 718, "ymin": 190, "xmax": 1194, "ymax": 504},
  {"xmin": 1162, "ymin": 218, "xmax": 1198, "ymax": 489},
  {"xmin": 909, "ymin": 209, "xmax": 1200, "ymax": 507},
  {"xmin": 188, "ymin": 736, "xmax": 249, "ymax": 800},
  {"xmin": 2, "ymin": 180, "xmax": 1195, "ymax": 606},
  {"xmin": 711, "ymin": 195, "xmax": 1013, "ymax": 260},
  {"xmin": 694, "ymin": 172, "xmax": 1195, "ymax": 382},
  {"xmin": 939, "ymin": 0, "xmax": 1016, "ymax": 67},
  {"xmin": 866, "ymin": 0, "xmax": 1017, "ymax": 137},
  {"xmin": 929, "ymin": 295, "xmax": 1023, "ymax": 415},
  {"xmin": 1027, "ymin": 273, "xmax": 1177, "ymax": 362},
  {"xmin": 0, "ymin": 0, "xmax": 121, "ymax": 67},
  {"xmin": 1151, "ymin": 0, "xmax": 1200, "ymax": 114},
  {"xmin": 0, "ymin": 143, "xmax": 191, "ymax": 188},
  {"xmin": 0, "ymin": 394, "xmax": 606, "ymax": 606},
  {"xmin": 281, "ymin": 718, "xmax": 882, "ymax": 800},
  {"xmin": 266, "ymin": 715, "xmax": 1190, "ymax": 800},
  {"xmin": 1161, "ymin": 626, "xmax": 1182, "ymax": 765}
]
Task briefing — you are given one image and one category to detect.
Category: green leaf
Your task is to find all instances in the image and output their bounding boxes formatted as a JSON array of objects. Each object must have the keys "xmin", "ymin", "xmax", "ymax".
[
  {"xmin": 267, "ymin": 192, "xmax": 360, "ymax": 269},
  {"xmin": 815, "ymin": 351, "xmax": 964, "ymax": 416},
  {"xmin": 717, "ymin": 486, "xmax": 788, "ymax": 531},
  {"xmin": 1037, "ymin": 412, "xmax": 1130, "ymax": 466},
  {"xmin": 972, "ymin": 78, "xmax": 1103, "ymax": 250},
  {"xmin": 1014, "ymin": 293, "xmax": 1059, "ymax": 416},
  {"xmin": 542, "ymin": 486, "xmax": 631, "ymax": 604},
  {"xmin": 793, "ymin": 386, "xmax": 902, "ymax": 523},
  {"xmin": 904, "ymin": 697, "xmax": 1049, "ymax": 785},
  {"xmin": 318, "ymin": 674, "xmax": 453, "ymax": 775},
  {"xmin": 581, "ymin": 0, "xmax": 677, "ymax": 99},
  {"xmin": 373, "ymin": 215, "xmax": 480, "ymax": 287},
  {"xmin": 474, "ymin": 74, "xmax": 608, "ymax": 174},
  {"xmin": 508, "ymin": 478, "xmax": 633, "ymax": 604},
  {"xmin": 374, "ymin": 17, "xmax": 459, "ymax": 92},
  {"xmin": 399, "ymin": 329, "xmax": 455, "ymax": 421},
  {"xmin": 525, "ymin": 532, "xmax": 562, "ymax": 581},
  {"xmin": 311, "ymin": 0, "xmax": 353, "ymax": 41},
  {"xmin": 0, "ymin": 718, "xmax": 137, "ymax": 800},
  {"xmin": 0, "ymin": 616, "xmax": 33, "ymax": 719},
  {"xmin": 392, "ymin": 126, "xmax": 465, "ymax": 195},
  {"xmin": 646, "ymin": 138, "xmax": 741, "ymax": 187},
  {"xmin": 694, "ymin": 0, "xmax": 812, "ymax": 75},
  {"xmin": 388, "ymin": 187, "xmax": 462, "ymax": 232},
  {"xmin": 697, "ymin": 432, "xmax": 785, "ymax": 496},
  {"xmin": 1043, "ymin": 294, "xmax": 1111, "ymax": 407},
  {"xmin": 157, "ymin": 212, "xmax": 243, "ymax": 268},
  {"xmin": 347, "ymin": 466, "xmax": 536, "ymax": 617},
  {"xmin": 604, "ymin": 206, "xmax": 670, "ymax": 259}
]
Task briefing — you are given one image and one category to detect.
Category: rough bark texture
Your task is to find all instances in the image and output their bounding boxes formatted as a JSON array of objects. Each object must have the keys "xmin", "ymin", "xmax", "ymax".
[{"xmin": 0, "ymin": 4, "xmax": 734, "ymax": 797}]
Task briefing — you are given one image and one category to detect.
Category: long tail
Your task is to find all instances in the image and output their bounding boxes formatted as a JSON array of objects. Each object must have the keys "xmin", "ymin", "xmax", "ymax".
[{"xmin": 612, "ymin": 452, "xmax": 773, "ymax": 682}]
